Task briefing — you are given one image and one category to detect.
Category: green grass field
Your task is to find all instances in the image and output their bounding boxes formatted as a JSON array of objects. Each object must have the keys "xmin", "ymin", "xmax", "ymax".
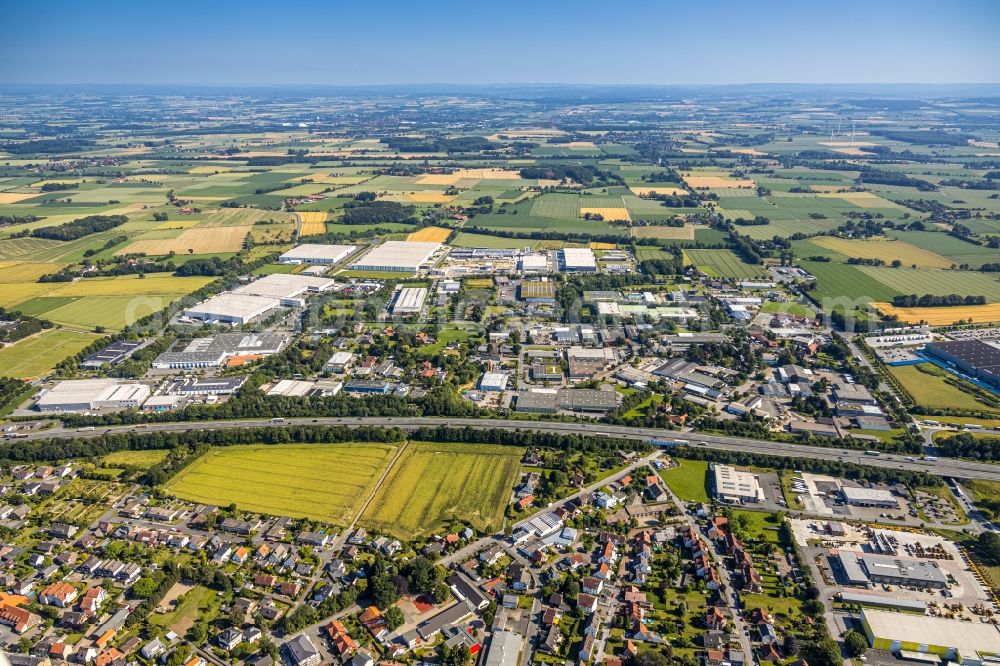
[
  {"xmin": 0, "ymin": 328, "xmax": 101, "ymax": 379},
  {"xmin": 360, "ymin": 441, "xmax": 522, "ymax": 539},
  {"xmin": 683, "ymin": 249, "xmax": 768, "ymax": 279},
  {"xmin": 659, "ymin": 458, "xmax": 710, "ymax": 502},
  {"xmin": 888, "ymin": 363, "xmax": 1000, "ymax": 414},
  {"xmin": 101, "ymin": 449, "xmax": 170, "ymax": 468},
  {"xmin": 165, "ymin": 443, "xmax": 399, "ymax": 524}
]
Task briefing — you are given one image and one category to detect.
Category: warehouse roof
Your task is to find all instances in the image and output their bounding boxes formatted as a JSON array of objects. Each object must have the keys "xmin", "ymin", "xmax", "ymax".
[
  {"xmin": 841, "ymin": 487, "xmax": 897, "ymax": 502},
  {"xmin": 279, "ymin": 244, "xmax": 356, "ymax": 262},
  {"xmin": 351, "ymin": 241, "xmax": 440, "ymax": 270},
  {"xmin": 862, "ymin": 609, "xmax": 1000, "ymax": 658},
  {"xmin": 185, "ymin": 293, "xmax": 278, "ymax": 321},
  {"xmin": 232, "ymin": 273, "xmax": 336, "ymax": 300}
]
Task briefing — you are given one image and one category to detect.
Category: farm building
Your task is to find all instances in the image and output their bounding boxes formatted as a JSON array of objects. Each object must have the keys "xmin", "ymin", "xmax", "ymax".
[
  {"xmin": 184, "ymin": 293, "xmax": 278, "ymax": 325},
  {"xmin": 35, "ymin": 379, "xmax": 150, "ymax": 413},
  {"xmin": 560, "ymin": 248, "xmax": 597, "ymax": 272},
  {"xmin": 80, "ymin": 340, "xmax": 148, "ymax": 369},
  {"xmin": 840, "ymin": 487, "xmax": 899, "ymax": 509},
  {"xmin": 390, "ymin": 287, "xmax": 428, "ymax": 315},
  {"xmin": 711, "ymin": 464, "xmax": 764, "ymax": 504},
  {"xmin": 350, "ymin": 241, "xmax": 441, "ymax": 273},
  {"xmin": 860, "ymin": 608, "xmax": 1000, "ymax": 664},
  {"xmin": 924, "ymin": 339, "xmax": 1000, "ymax": 389},
  {"xmin": 278, "ymin": 244, "xmax": 356, "ymax": 265}
]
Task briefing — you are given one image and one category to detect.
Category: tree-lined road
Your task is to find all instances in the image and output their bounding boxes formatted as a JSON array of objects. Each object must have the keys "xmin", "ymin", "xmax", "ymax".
[{"xmin": 12, "ymin": 415, "xmax": 1000, "ymax": 481}]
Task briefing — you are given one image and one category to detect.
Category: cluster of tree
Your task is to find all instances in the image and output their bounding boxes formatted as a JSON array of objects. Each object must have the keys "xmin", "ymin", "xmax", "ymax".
[
  {"xmin": 0, "ymin": 308, "xmax": 52, "ymax": 343},
  {"xmin": 728, "ymin": 230, "xmax": 764, "ymax": 265},
  {"xmin": 857, "ymin": 167, "xmax": 936, "ymax": 191},
  {"xmin": 408, "ymin": 425, "xmax": 652, "ymax": 456},
  {"xmin": 125, "ymin": 562, "xmax": 181, "ymax": 627},
  {"xmin": 0, "ymin": 214, "xmax": 41, "ymax": 227},
  {"xmin": 645, "ymin": 193, "xmax": 700, "ymax": 208},
  {"xmin": 939, "ymin": 178, "xmax": 1000, "ymax": 190},
  {"xmin": 518, "ymin": 164, "xmax": 601, "ymax": 184},
  {"xmin": 890, "ymin": 294, "xmax": 987, "ymax": 307},
  {"xmin": 175, "ymin": 256, "xmax": 228, "ymax": 277},
  {"xmin": 279, "ymin": 584, "xmax": 360, "ymax": 633},
  {"xmin": 29, "ymin": 214, "xmax": 127, "ymax": 241},
  {"xmin": 40, "ymin": 182, "xmax": 79, "ymax": 192},
  {"xmin": 383, "ymin": 135, "xmax": 493, "ymax": 153},
  {"xmin": 732, "ymin": 215, "xmax": 770, "ymax": 226},
  {"xmin": 0, "ymin": 377, "xmax": 29, "ymax": 415},
  {"xmin": 935, "ymin": 433, "xmax": 1000, "ymax": 461},
  {"xmin": 638, "ymin": 257, "xmax": 684, "ymax": 276},
  {"xmin": 341, "ymin": 200, "xmax": 415, "ymax": 225},
  {"xmin": 0, "ymin": 138, "xmax": 93, "ymax": 154},
  {"xmin": 871, "ymin": 129, "xmax": 973, "ymax": 146}
]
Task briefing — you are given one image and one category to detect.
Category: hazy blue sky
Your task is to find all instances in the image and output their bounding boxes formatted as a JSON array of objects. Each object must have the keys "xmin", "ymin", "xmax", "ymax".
[{"xmin": 2, "ymin": 0, "xmax": 998, "ymax": 85}]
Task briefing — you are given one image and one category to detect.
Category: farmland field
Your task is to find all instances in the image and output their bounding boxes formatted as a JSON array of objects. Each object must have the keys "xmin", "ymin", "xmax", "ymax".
[
  {"xmin": 297, "ymin": 211, "xmax": 328, "ymax": 236},
  {"xmin": 810, "ymin": 236, "xmax": 953, "ymax": 269},
  {"xmin": 683, "ymin": 249, "xmax": 768, "ymax": 279},
  {"xmin": 360, "ymin": 441, "xmax": 522, "ymax": 539},
  {"xmin": 872, "ymin": 302, "xmax": 1000, "ymax": 325},
  {"xmin": 101, "ymin": 449, "xmax": 171, "ymax": 468},
  {"xmin": 888, "ymin": 363, "xmax": 1000, "ymax": 415},
  {"xmin": 407, "ymin": 226, "xmax": 452, "ymax": 242},
  {"xmin": 165, "ymin": 443, "xmax": 399, "ymax": 524},
  {"xmin": 0, "ymin": 328, "xmax": 101, "ymax": 379}
]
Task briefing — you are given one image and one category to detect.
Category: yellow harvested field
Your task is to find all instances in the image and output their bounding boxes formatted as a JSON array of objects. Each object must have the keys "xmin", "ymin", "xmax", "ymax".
[
  {"xmin": 682, "ymin": 174, "xmax": 755, "ymax": 189},
  {"xmin": 816, "ymin": 191, "xmax": 902, "ymax": 209},
  {"xmin": 561, "ymin": 141, "xmax": 597, "ymax": 148},
  {"xmin": 589, "ymin": 242, "xmax": 617, "ymax": 250},
  {"xmin": 580, "ymin": 207, "xmax": 631, "ymax": 222},
  {"xmin": 297, "ymin": 211, "xmax": 328, "ymax": 237},
  {"xmin": 872, "ymin": 302, "xmax": 1000, "ymax": 326},
  {"xmin": 188, "ymin": 165, "xmax": 236, "ymax": 174},
  {"xmin": 116, "ymin": 226, "xmax": 250, "ymax": 256},
  {"xmin": 730, "ymin": 148, "xmax": 768, "ymax": 156},
  {"xmin": 0, "ymin": 192, "xmax": 39, "ymax": 204},
  {"xmin": 407, "ymin": 226, "xmax": 452, "ymax": 243},
  {"xmin": 811, "ymin": 236, "xmax": 953, "ymax": 269},
  {"xmin": 630, "ymin": 186, "xmax": 688, "ymax": 197},
  {"xmin": 0, "ymin": 261, "xmax": 68, "ymax": 283},
  {"xmin": 415, "ymin": 168, "xmax": 522, "ymax": 186},
  {"xmin": 631, "ymin": 226, "xmax": 695, "ymax": 240}
]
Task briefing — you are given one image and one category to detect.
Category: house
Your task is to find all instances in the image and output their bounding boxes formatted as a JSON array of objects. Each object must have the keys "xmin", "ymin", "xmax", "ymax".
[
  {"xmin": 581, "ymin": 576, "xmax": 603, "ymax": 596},
  {"xmin": 706, "ymin": 607, "xmax": 726, "ymax": 631},
  {"xmin": 326, "ymin": 619, "xmax": 358, "ymax": 656},
  {"xmin": 576, "ymin": 593, "xmax": 598, "ymax": 614},
  {"xmin": 219, "ymin": 628, "xmax": 243, "ymax": 652},
  {"xmin": 78, "ymin": 586, "xmax": 107, "ymax": 614},
  {"xmin": 39, "ymin": 582, "xmax": 79, "ymax": 607},
  {"xmin": 359, "ymin": 606, "xmax": 388, "ymax": 640},
  {"xmin": 284, "ymin": 635, "xmax": 322, "ymax": 666}
]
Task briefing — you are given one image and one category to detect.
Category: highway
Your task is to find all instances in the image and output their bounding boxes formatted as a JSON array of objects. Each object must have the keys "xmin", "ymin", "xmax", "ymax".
[{"xmin": 12, "ymin": 415, "xmax": 1000, "ymax": 482}]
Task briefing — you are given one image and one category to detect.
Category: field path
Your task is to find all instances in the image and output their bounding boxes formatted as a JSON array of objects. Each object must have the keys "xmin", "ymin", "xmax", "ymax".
[{"xmin": 332, "ymin": 440, "xmax": 409, "ymax": 550}]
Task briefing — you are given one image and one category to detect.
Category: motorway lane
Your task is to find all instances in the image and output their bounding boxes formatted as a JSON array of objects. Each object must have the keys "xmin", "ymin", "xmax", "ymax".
[{"xmin": 13, "ymin": 415, "xmax": 1000, "ymax": 481}]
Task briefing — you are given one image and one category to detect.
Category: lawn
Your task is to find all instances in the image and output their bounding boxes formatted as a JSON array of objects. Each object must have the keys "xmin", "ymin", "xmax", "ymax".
[
  {"xmin": 659, "ymin": 458, "xmax": 709, "ymax": 503},
  {"xmin": 164, "ymin": 443, "xmax": 399, "ymax": 524},
  {"xmin": 0, "ymin": 328, "xmax": 101, "ymax": 379},
  {"xmin": 101, "ymin": 449, "xmax": 170, "ymax": 468},
  {"xmin": 150, "ymin": 584, "xmax": 220, "ymax": 635},
  {"xmin": 888, "ymin": 363, "xmax": 1000, "ymax": 414},
  {"xmin": 360, "ymin": 441, "xmax": 522, "ymax": 539}
]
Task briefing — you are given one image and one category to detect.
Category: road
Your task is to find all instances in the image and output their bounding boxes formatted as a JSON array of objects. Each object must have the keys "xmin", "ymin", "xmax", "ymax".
[{"xmin": 22, "ymin": 416, "xmax": 1000, "ymax": 482}]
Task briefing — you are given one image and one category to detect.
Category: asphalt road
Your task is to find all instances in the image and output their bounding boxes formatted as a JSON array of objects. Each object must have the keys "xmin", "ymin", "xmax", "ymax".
[{"xmin": 15, "ymin": 415, "xmax": 1000, "ymax": 481}]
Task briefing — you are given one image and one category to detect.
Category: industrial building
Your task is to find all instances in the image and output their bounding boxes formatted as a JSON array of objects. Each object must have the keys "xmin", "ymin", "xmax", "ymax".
[
  {"xmin": 560, "ymin": 248, "xmax": 597, "ymax": 272},
  {"xmin": 232, "ymin": 274, "xmax": 336, "ymax": 304},
  {"xmin": 153, "ymin": 333, "xmax": 287, "ymax": 369},
  {"xmin": 711, "ymin": 464, "xmax": 764, "ymax": 504},
  {"xmin": 265, "ymin": 379, "xmax": 316, "ymax": 397},
  {"xmin": 516, "ymin": 388, "xmax": 617, "ymax": 414},
  {"xmin": 925, "ymin": 339, "xmax": 1000, "ymax": 389},
  {"xmin": 166, "ymin": 377, "xmax": 247, "ymax": 396},
  {"xmin": 479, "ymin": 372, "xmax": 508, "ymax": 392},
  {"xmin": 837, "ymin": 551, "xmax": 949, "ymax": 589},
  {"xmin": 483, "ymin": 631, "xmax": 523, "ymax": 666},
  {"xmin": 840, "ymin": 487, "xmax": 899, "ymax": 509},
  {"xmin": 278, "ymin": 243, "xmax": 356, "ymax": 265},
  {"xmin": 860, "ymin": 608, "xmax": 1000, "ymax": 664},
  {"xmin": 519, "ymin": 254, "xmax": 549, "ymax": 273},
  {"xmin": 35, "ymin": 379, "xmax": 151, "ymax": 413},
  {"xmin": 80, "ymin": 340, "xmax": 147, "ymax": 369},
  {"xmin": 184, "ymin": 293, "xmax": 278, "ymax": 325},
  {"xmin": 350, "ymin": 241, "xmax": 441, "ymax": 273},
  {"xmin": 390, "ymin": 287, "xmax": 428, "ymax": 316},
  {"xmin": 519, "ymin": 280, "xmax": 557, "ymax": 303}
]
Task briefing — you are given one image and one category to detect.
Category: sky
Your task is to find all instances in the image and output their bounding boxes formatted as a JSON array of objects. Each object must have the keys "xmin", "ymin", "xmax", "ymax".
[{"xmin": 2, "ymin": 0, "xmax": 998, "ymax": 86}]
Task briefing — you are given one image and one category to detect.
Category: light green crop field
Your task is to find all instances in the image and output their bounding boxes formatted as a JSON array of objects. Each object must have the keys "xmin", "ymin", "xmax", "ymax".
[
  {"xmin": 888, "ymin": 363, "xmax": 1000, "ymax": 414},
  {"xmin": 0, "ymin": 328, "xmax": 101, "ymax": 379},
  {"xmin": 101, "ymin": 449, "xmax": 171, "ymax": 468},
  {"xmin": 165, "ymin": 443, "xmax": 399, "ymax": 524},
  {"xmin": 360, "ymin": 441, "xmax": 522, "ymax": 539},
  {"xmin": 683, "ymin": 249, "xmax": 769, "ymax": 279}
]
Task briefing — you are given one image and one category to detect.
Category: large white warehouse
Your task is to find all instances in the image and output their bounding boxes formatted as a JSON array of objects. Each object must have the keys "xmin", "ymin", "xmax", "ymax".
[
  {"xmin": 36, "ymin": 379, "xmax": 151, "ymax": 413},
  {"xmin": 351, "ymin": 241, "xmax": 440, "ymax": 273},
  {"xmin": 278, "ymin": 244, "xmax": 356, "ymax": 265}
]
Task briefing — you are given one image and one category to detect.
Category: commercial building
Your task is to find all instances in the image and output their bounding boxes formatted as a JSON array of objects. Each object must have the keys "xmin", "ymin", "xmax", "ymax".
[
  {"xmin": 483, "ymin": 631, "xmax": 523, "ymax": 666},
  {"xmin": 325, "ymin": 351, "xmax": 355, "ymax": 372},
  {"xmin": 837, "ymin": 551, "xmax": 949, "ymax": 589},
  {"xmin": 925, "ymin": 339, "xmax": 1000, "ymax": 389},
  {"xmin": 711, "ymin": 464, "xmax": 764, "ymax": 504},
  {"xmin": 861, "ymin": 608, "xmax": 1000, "ymax": 664},
  {"xmin": 519, "ymin": 254, "xmax": 549, "ymax": 273},
  {"xmin": 80, "ymin": 340, "xmax": 147, "ymax": 369},
  {"xmin": 265, "ymin": 380, "xmax": 316, "ymax": 397},
  {"xmin": 519, "ymin": 280, "xmax": 557, "ymax": 303},
  {"xmin": 232, "ymin": 274, "xmax": 336, "ymax": 304},
  {"xmin": 479, "ymin": 372, "xmax": 508, "ymax": 392},
  {"xmin": 166, "ymin": 377, "xmax": 247, "ymax": 397},
  {"xmin": 343, "ymin": 380, "xmax": 393, "ymax": 395},
  {"xmin": 350, "ymin": 241, "xmax": 440, "ymax": 273},
  {"xmin": 153, "ymin": 333, "xmax": 288, "ymax": 369},
  {"xmin": 36, "ymin": 379, "xmax": 151, "ymax": 413},
  {"xmin": 390, "ymin": 287, "xmax": 428, "ymax": 316},
  {"xmin": 184, "ymin": 293, "xmax": 278, "ymax": 325},
  {"xmin": 560, "ymin": 248, "xmax": 597, "ymax": 272},
  {"xmin": 278, "ymin": 244, "xmax": 356, "ymax": 265},
  {"xmin": 516, "ymin": 388, "xmax": 617, "ymax": 414},
  {"xmin": 840, "ymin": 487, "xmax": 899, "ymax": 509}
]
